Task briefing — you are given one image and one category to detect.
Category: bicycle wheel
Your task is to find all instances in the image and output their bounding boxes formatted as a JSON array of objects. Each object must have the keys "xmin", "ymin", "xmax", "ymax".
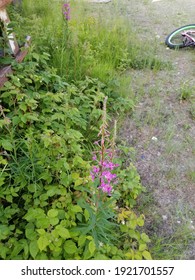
[{"xmin": 165, "ymin": 24, "xmax": 195, "ymax": 49}]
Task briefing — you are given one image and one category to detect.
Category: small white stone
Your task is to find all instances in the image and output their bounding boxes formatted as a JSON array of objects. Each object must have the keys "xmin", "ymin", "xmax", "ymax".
[
  {"xmin": 162, "ymin": 215, "xmax": 167, "ymax": 221},
  {"xmin": 152, "ymin": 136, "xmax": 158, "ymax": 141}
]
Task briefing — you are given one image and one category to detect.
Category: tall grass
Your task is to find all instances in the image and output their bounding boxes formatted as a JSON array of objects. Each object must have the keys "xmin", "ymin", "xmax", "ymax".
[{"xmin": 11, "ymin": 0, "xmax": 169, "ymax": 85}]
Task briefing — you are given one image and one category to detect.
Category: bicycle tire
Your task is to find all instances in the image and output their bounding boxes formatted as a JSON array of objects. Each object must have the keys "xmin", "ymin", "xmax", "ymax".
[{"xmin": 165, "ymin": 24, "xmax": 195, "ymax": 49}]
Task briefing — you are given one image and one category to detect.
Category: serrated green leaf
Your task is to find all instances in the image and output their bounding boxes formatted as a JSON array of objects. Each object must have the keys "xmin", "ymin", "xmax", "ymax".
[
  {"xmin": 5, "ymin": 195, "xmax": 12, "ymax": 202},
  {"xmin": 0, "ymin": 243, "xmax": 9, "ymax": 259},
  {"xmin": 128, "ymin": 219, "xmax": 137, "ymax": 229},
  {"xmin": 142, "ymin": 250, "xmax": 152, "ymax": 260},
  {"xmin": 84, "ymin": 209, "xmax": 90, "ymax": 221},
  {"xmin": 24, "ymin": 208, "xmax": 43, "ymax": 221},
  {"xmin": 55, "ymin": 225, "xmax": 70, "ymax": 239},
  {"xmin": 137, "ymin": 217, "xmax": 144, "ymax": 227},
  {"xmin": 10, "ymin": 243, "xmax": 23, "ymax": 258},
  {"xmin": 0, "ymin": 225, "xmax": 10, "ymax": 240},
  {"xmin": 32, "ymin": 53, "xmax": 40, "ymax": 61},
  {"xmin": 86, "ymin": 236, "xmax": 93, "ymax": 241},
  {"xmin": 71, "ymin": 172, "xmax": 80, "ymax": 180},
  {"xmin": 76, "ymin": 213, "xmax": 83, "ymax": 222},
  {"xmin": 58, "ymin": 210, "xmax": 66, "ymax": 219},
  {"xmin": 25, "ymin": 78, "xmax": 32, "ymax": 84},
  {"xmin": 120, "ymin": 224, "xmax": 128, "ymax": 233},
  {"xmin": 111, "ymin": 246, "xmax": 118, "ymax": 255},
  {"xmin": 135, "ymin": 252, "xmax": 142, "ymax": 260},
  {"xmin": 30, "ymin": 240, "xmax": 39, "ymax": 259},
  {"xmin": 36, "ymin": 229, "xmax": 46, "ymax": 235},
  {"xmin": 19, "ymin": 103, "xmax": 27, "ymax": 112},
  {"xmin": 12, "ymin": 116, "xmax": 20, "ymax": 125},
  {"xmin": 37, "ymin": 236, "xmax": 49, "ymax": 251},
  {"xmin": 27, "ymin": 184, "xmax": 37, "ymax": 193},
  {"xmin": 75, "ymin": 179, "xmax": 83, "ymax": 187},
  {"xmin": 64, "ymin": 240, "xmax": 77, "ymax": 255},
  {"xmin": 47, "ymin": 209, "xmax": 58, "ymax": 218},
  {"xmin": 72, "ymin": 205, "xmax": 82, "ymax": 213},
  {"xmin": 125, "ymin": 252, "xmax": 133, "ymax": 259},
  {"xmin": 88, "ymin": 240, "xmax": 96, "ymax": 255},
  {"xmin": 78, "ymin": 235, "xmax": 86, "ymax": 247},
  {"xmin": 1, "ymin": 140, "xmax": 13, "ymax": 151},
  {"xmin": 47, "ymin": 186, "xmax": 59, "ymax": 197},
  {"xmin": 36, "ymin": 217, "xmax": 50, "ymax": 229},
  {"xmin": 128, "ymin": 229, "xmax": 140, "ymax": 240},
  {"xmin": 3, "ymin": 81, "xmax": 12, "ymax": 88},
  {"xmin": 83, "ymin": 248, "xmax": 91, "ymax": 260},
  {"xmin": 0, "ymin": 156, "xmax": 7, "ymax": 165},
  {"xmin": 141, "ymin": 233, "xmax": 151, "ymax": 243},
  {"xmin": 25, "ymin": 228, "xmax": 37, "ymax": 240},
  {"xmin": 26, "ymin": 113, "xmax": 39, "ymax": 121},
  {"xmin": 139, "ymin": 243, "xmax": 147, "ymax": 251},
  {"xmin": 49, "ymin": 217, "xmax": 59, "ymax": 226}
]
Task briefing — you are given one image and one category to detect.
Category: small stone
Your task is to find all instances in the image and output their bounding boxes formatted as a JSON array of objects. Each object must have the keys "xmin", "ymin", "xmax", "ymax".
[
  {"xmin": 152, "ymin": 136, "xmax": 158, "ymax": 141},
  {"xmin": 162, "ymin": 215, "xmax": 167, "ymax": 221}
]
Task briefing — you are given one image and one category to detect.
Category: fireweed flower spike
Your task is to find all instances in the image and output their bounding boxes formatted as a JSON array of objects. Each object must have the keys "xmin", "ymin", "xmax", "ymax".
[
  {"xmin": 62, "ymin": 2, "xmax": 70, "ymax": 21},
  {"xmin": 91, "ymin": 97, "xmax": 119, "ymax": 195}
]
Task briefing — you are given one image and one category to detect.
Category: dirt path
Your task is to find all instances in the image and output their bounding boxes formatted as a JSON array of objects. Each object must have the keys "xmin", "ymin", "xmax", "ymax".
[{"xmin": 119, "ymin": 0, "xmax": 195, "ymax": 259}]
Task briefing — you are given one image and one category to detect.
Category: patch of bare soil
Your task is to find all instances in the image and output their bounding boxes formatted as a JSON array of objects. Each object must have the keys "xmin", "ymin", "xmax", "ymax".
[{"xmin": 118, "ymin": 0, "xmax": 195, "ymax": 259}]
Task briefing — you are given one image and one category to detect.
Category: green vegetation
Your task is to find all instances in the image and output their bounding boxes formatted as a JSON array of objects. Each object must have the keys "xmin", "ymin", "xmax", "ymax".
[
  {"xmin": 0, "ymin": 0, "xmax": 171, "ymax": 260},
  {"xmin": 0, "ymin": 51, "xmax": 150, "ymax": 260},
  {"xmin": 11, "ymin": 0, "xmax": 169, "ymax": 82},
  {"xmin": 179, "ymin": 81, "xmax": 195, "ymax": 101}
]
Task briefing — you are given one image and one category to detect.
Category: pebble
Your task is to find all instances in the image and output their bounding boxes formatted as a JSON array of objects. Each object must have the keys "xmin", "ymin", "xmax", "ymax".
[{"xmin": 162, "ymin": 215, "xmax": 167, "ymax": 221}]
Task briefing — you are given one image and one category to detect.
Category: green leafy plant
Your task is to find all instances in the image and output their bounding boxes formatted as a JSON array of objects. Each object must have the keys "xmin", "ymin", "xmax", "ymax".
[{"xmin": 0, "ymin": 49, "xmax": 151, "ymax": 259}]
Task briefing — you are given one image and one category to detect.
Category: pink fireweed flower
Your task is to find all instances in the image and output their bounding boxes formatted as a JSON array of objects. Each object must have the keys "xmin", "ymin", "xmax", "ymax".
[
  {"xmin": 62, "ymin": 3, "xmax": 70, "ymax": 21},
  {"xmin": 92, "ymin": 155, "xmax": 97, "ymax": 161},
  {"xmin": 101, "ymin": 161, "xmax": 119, "ymax": 170},
  {"xmin": 94, "ymin": 140, "xmax": 100, "ymax": 146},
  {"xmin": 91, "ymin": 158, "xmax": 119, "ymax": 194},
  {"xmin": 90, "ymin": 97, "xmax": 119, "ymax": 195},
  {"xmin": 101, "ymin": 171, "xmax": 116, "ymax": 183},
  {"xmin": 99, "ymin": 182, "xmax": 113, "ymax": 194},
  {"xmin": 90, "ymin": 172, "xmax": 95, "ymax": 181},
  {"xmin": 92, "ymin": 166, "xmax": 100, "ymax": 173}
]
